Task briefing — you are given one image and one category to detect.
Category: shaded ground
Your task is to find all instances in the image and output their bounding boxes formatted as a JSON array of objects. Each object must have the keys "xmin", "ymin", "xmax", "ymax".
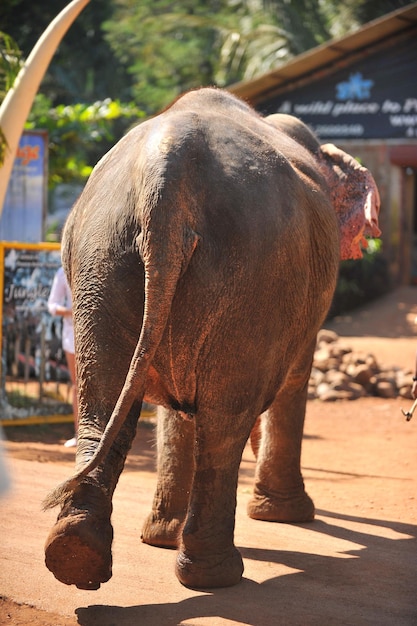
[{"xmin": 1, "ymin": 286, "xmax": 417, "ymax": 626}]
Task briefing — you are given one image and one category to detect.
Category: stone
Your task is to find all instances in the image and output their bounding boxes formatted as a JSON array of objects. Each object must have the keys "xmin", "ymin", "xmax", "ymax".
[
  {"xmin": 320, "ymin": 389, "xmax": 355, "ymax": 402},
  {"xmin": 316, "ymin": 329, "xmax": 339, "ymax": 344},
  {"xmin": 398, "ymin": 385, "xmax": 413, "ymax": 399},
  {"xmin": 352, "ymin": 364, "xmax": 374, "ymax": 388},
  {"xmin": 313, "ymin": 348, "xmax": 332, "ymax": 372},
  {"xmin": 307, "ymin": 329, "xmax": 411, "ymax": 402},
  {"xmin": 375, "ymin": 380, "xmax": 396, "ymax": 398},
  {"xmin": 324, "ymin": 370, "xmax": 350, "ymax": 385}
]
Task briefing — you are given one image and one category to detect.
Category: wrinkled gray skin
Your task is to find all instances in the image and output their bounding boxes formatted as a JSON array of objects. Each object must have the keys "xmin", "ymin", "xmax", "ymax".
[{"xmin": 44, "ymin": 88, "xmax": 380, "ymax": 592}]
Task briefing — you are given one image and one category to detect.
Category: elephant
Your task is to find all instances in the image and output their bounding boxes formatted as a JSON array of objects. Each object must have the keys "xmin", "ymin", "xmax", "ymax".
[{"xmin": 43, "ymin": 87, "xmax": 380, "ymax": 591}]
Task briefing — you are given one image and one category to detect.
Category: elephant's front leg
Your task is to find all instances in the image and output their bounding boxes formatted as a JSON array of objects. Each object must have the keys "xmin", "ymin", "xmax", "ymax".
[
  {"xmin": 142, "ymin": 407, "xmax": 195, "ymax": 548},
  {"xmin": 247, "ymin": 351, "xmax": 315, "ymax": 523},
  {"xmin": 175, "ymin": 414, "xmax": 249, "ymax": 589}
]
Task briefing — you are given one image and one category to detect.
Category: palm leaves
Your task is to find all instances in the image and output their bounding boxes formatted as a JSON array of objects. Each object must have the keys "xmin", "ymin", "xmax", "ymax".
[
  {"xmin": 0, "ymin": 32, "xmax": 22, "ymax": 165},
  {"xmin": 0, "ymin": 31, "xmax": 22, "ymax": 97}
]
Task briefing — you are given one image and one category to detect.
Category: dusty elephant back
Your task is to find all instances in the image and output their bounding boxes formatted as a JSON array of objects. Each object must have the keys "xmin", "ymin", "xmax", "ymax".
[{"xmin": 64, "ymin": 94, "xmax": 339, "ymax": 420}]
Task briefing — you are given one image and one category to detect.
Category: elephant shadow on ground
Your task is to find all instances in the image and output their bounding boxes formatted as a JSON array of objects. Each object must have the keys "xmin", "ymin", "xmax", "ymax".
[{"xmin": 75, "ymin": 511, "xmax": 417, "ymax": 626}]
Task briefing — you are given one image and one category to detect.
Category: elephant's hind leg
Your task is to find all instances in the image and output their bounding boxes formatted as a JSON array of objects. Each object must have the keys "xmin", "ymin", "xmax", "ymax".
[
  {"xmin": 247, "ymin": 350, "xmax": 315, "ymax": 523},
  {"xmin": 45, "ymin": 482, "xmax": 113, "ymax": 589},
  {"xmin": 45, "ymin": 400, "xmax": 141, "ymax": 589},
  {"xmin": 175, "ymin": 411, "xmax": 249, "ymax": 589},
  {"xmin": 44, "ymin": 279, "xmax": 144, "ymax": 589},
  {"xmin": 142, "ymin": 407, "xmax": 194, "ymax": 548}
]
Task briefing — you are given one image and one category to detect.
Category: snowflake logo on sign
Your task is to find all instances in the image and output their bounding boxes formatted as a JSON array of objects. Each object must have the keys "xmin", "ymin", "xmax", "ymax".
[{"xmin": 336, "ymin": 72, "xmax": 374, "ymax": 101}]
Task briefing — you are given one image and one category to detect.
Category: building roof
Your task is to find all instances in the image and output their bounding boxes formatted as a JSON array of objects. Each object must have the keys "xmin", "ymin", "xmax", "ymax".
[{"xmin": 229, "ymin": 3, "xmax": 417, "ymax": 106}]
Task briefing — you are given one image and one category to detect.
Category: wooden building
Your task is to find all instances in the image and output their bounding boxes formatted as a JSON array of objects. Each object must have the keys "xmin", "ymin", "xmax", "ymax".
[{"xmin": 230, "ymin": 3, "xmax": 417, "ymax": 285}]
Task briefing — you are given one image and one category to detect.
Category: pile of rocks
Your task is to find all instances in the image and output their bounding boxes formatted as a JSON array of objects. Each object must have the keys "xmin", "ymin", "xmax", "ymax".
[{"xmin": 309, "ymin": 329, "xmax": 413, "ymax": 402}]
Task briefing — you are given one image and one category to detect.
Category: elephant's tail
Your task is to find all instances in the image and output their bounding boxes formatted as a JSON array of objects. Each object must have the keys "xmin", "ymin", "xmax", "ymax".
[{"xmin": 42, "ymin": 219, "xmax": 200, "ymax": 511}]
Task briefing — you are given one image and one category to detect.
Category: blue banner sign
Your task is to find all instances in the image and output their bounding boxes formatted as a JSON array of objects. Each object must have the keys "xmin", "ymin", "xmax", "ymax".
[{"xmin": 0, "ymin": 131, "xmax": 48, "ymax": 242}]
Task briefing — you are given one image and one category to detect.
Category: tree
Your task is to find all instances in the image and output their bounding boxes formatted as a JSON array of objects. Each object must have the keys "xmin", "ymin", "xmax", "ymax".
[
  {"xmin": 348, "ymin": 0, "xmax": 411, "ymax": 24},
  {"xmin": 1, "ymin": 0, "xmax": 409, "ymax": 188},
  {"xmin": 103, "ymin": 0, "xmax": 233, "ymax": 113},
  {"xmin": 0, "ymin": 31, "xmax": 23, "ymax": 166},
  {"xmin": 0, "ymin": 2, "xmax": 143, "ymax": 198},
  {"xmin": 220, "ymin": 0, "xmax": 411, "ymax": 81},
  {"xmin": 0, "ymin": 32, "xmax": 23, "ymax": 97},
  {"xmin": 1, "ymin": 0, "xmax": 410, "ymax": 116},
  {"xmin": 0, "ymin": 0, "xmax": 92, "ymax": 214},
  {"xmin": 26, "ymin": 95, "xmax": 144, "ymax": 188},
  {"xmin": 103, "ymin": 0, "xmax": 411, "ymax": 112},
  {"xmin": 0, "ymin": 0, "xmax": 130, "ymax": 104}
]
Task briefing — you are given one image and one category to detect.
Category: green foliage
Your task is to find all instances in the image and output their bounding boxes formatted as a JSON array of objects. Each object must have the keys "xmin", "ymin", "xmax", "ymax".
[
  {"xmin": 0, "ymin": 0, "xmax": 130, "ymax": 105},
  {"xmin": 0, "ymin": 1, "xmax": 409, "ymax": 203},
  {"xmin": 0, "ymin": 31, "xmax": 22, "ymax": 97},
  {"xmin": 103, "ymin": 0, "xmax": 230, "ymax": 112},
  {"xmin": 6, "ymin": 389, "xmax": 38, "ymax": 408},
  {"xmin": 349, "ymin": 0, "xmax": 410, "ymax": 24},
  {"xmin": 328, "ymin": 239, "xmax": 390, "ymax": 318},
  {"xmin": 25, "ymin": 94, "xmax": 145, "ymax": 187},
  {"xmin": 103, "ymin": 0, "xmax": 410, "ymax": 112},
  {"xmin": 0, "ymin": 31, "xmax": 23, "ymax": 166},
  {"xmin": 1, "ymin": 0, "xmax": 410, "ymax": 117}
]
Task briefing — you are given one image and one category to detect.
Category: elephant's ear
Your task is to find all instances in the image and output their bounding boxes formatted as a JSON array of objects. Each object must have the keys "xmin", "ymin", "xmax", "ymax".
[{"xmin": 319, "ymin": 143, "xmax": 381, "ymax": 260}]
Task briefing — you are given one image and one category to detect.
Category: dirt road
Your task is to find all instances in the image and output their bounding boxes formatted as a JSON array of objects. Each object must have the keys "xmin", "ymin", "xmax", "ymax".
[{"xmin": 1, "ymin": 287, "xmax": 417, "ymax": 626}]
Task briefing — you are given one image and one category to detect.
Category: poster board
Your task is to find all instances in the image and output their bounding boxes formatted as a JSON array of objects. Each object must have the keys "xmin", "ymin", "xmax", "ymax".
[
  {"xmin": 261, "ymin": 36, "xmax": 417, "ymax": 140},
  {"xmin": 0, "ymin": 131, "xmax": 48, "ymax": 242},
  {"xmin": 0, "ymin": 242, "xmax": 73, "ymax": 421}
]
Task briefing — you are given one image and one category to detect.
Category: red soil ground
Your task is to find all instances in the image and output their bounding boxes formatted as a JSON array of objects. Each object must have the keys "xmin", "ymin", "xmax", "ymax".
[{"xmin": 1, "ymin": 286, "xmax": 417, "ymax": 625}]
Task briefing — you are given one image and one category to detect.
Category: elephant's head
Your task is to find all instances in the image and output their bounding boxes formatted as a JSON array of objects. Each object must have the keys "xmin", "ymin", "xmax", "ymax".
[{"xmin": 266, "ymin": 113, "xmax": 381, "ymax": 260}]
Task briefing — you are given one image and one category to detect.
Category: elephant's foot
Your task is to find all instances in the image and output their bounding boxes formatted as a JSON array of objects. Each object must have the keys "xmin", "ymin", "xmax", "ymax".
[
  {"xmin": 247, "ymin": 489, "xmax": 315, "ymax": 523},
  {"xmin": 44, "ymin": 485, "xmax": 113, "ymax": 589},
  {"xmin": 141, "ymin": 512, "xmax": 183, "ymax": 549},
  {"xmin": 175, "ymin": 546, "xmax": 244, "ymax": 589}
]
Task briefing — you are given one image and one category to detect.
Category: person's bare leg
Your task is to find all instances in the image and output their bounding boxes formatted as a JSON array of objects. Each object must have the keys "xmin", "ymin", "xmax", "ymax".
[{"xmin": 65, "ymin": 350, "xmax": 78, "ymax": 445}]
